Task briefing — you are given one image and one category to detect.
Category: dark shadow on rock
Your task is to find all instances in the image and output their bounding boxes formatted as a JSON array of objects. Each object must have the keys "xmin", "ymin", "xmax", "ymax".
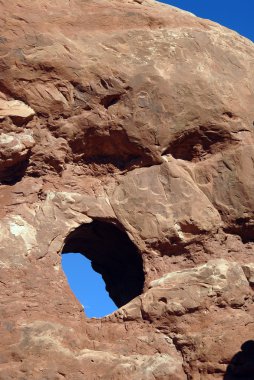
[
  {"xmin": 0, "ymin": 157, "xmax": 30, "ymax": 186},
  {"xmin": 224, "ymin": 340, "xmax": 254, "ymax": 379}
]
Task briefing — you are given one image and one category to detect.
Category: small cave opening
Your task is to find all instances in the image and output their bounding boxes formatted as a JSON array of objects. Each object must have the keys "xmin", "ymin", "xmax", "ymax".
[
  {"xmin": 61, "ymin": 220, "xmax": 145, "ymax": 317},
  {"xmin": 224, "ymin": 218, "xmax": 254, "ymax": 244},
  {"xmin": 0, "ymin": 157, "xmax": 31, "ymax": 185},
  {"xmin": 100, "ymin": 93, "xmax": 122, "ymax": 109}
]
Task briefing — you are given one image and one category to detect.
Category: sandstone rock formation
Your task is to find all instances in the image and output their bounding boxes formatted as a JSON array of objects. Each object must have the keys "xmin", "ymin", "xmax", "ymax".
[{"xmin": 0, "ymin": 1, "xmax": 254, "ymax": 379}]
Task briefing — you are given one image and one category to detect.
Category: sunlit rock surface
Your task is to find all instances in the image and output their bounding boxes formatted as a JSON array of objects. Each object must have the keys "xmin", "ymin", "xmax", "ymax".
[{"xmin": 0, "ymin": 0, "xmax": 254, "ymax": 379}]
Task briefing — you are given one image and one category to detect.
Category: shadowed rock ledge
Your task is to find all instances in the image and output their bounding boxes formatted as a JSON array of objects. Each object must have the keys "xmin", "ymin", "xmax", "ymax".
[{"xmin": 0, "ymin": 1, "xmax": 254, "ymax": 379}]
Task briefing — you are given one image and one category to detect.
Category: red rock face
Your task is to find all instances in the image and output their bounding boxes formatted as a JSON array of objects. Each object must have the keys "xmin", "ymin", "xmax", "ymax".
[{"xmin": 0, "ymin": 1, "xmax": 254, "ymax": 379}]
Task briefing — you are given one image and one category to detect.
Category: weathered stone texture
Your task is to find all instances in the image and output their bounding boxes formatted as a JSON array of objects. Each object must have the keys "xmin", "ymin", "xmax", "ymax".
[{"xmin": 0, "ymin": 0, "xmax": 254, "ymax": 379}]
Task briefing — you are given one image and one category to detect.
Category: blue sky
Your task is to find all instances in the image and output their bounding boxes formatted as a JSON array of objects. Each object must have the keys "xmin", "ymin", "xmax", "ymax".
[
  {"xmin": 160, "ymin": 0, "xmax": 254, "ymax": 42},
  {"xmin": 62, "ymin": 254, "xmax": 117, "ymax": 318},
  {"xmin": 62, "ymin": 1, "xmax": 253, "ymax": 318}
]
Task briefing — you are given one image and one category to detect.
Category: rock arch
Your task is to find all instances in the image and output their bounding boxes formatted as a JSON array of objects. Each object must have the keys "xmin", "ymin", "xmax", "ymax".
[{"xmin": 62, "ymin": 220, "xmax": 145, "ymax": 308}]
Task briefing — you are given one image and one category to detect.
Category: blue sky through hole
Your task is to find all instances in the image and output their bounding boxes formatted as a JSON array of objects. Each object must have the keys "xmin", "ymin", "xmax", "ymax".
[{"xmin": 62, "ymin": 253, "xmax": 117, "ymax": 318}]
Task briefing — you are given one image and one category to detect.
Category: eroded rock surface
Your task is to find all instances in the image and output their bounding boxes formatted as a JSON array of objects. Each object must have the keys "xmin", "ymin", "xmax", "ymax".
[{"xmin": 0, "ymin": 1, "xmax": 254, "ymax": 379}]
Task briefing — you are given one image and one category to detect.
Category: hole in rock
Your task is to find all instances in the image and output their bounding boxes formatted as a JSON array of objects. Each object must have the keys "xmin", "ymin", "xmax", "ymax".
[
  {"xmin": 225, "ymin": 218, "xmax": 254, "ymax": 243},
  {"xmin": 61, "ymin": 220, "xmax": 145, "ymax": 316},
  {"xmin": 62, "ymin": 253, "xmax": 117, "ymax": 317},
  {"xmin": 224, "ymin": 340, "xmax": 254, "ymax": 379},
  {"xmin": 0, "ymin": 157, "xmax": 30, "ymax": 185},
  {"xmin": 100, "ymin": 94, "xmax": 121, "ymax": 109}
]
